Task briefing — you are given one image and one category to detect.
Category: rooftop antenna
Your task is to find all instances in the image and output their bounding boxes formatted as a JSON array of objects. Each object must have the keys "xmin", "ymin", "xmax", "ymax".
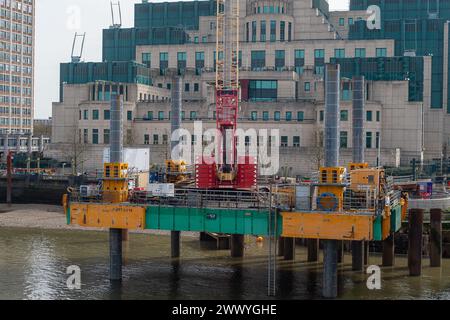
[
  {"xmin": 110, "ymin": 1, "xmax": 122, "ymax": 29},
  {"xmin": 71, "ymin": 32, "xmax": 86, "ymax": 63}
]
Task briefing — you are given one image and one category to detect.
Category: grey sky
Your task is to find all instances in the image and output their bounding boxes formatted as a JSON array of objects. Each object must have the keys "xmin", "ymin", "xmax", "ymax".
[{"xmin": 34, "ymin": 0, "xmax": 349, "ymax": 119}]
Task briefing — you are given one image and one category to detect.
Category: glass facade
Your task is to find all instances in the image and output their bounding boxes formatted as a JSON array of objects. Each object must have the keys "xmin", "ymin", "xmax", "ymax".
[{"xmin": 249, "ymin": 80, "xmax": 278, "ymax": 102}]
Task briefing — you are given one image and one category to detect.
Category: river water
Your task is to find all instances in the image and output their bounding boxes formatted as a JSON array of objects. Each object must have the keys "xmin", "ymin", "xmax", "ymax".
[{"xmin": 0, "ymin": 227, "xmax": 450, "ymax": 300}]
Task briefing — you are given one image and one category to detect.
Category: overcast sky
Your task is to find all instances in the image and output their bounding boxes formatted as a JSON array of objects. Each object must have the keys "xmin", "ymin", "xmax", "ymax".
[{"xmin": 34, "ymin": 0, "xmax": 349, "ymax": 119}]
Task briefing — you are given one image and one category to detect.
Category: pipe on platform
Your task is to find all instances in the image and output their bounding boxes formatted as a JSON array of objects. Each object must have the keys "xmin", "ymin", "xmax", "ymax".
[
  {"xmin": 110, "ymin": 228, "xmax": 123, "ymax": 281},
  {"xmin": 322, "ymin": 64, "xmax": 341, "ymax": 299},
  {"xmin": 408, "ymin": 209, "xmax": 424, "ymax": 276},
  {"xmin": 382, "ymin": 235, "xmax": 395, "ymax": 267},
  {"xmin": 284, "ymin": 237, "xmax": 295, "ymax": 261},
  {"xmin": 231, "ymin": 235, "xmax": 245, "ymax": 258},
  {"xmin": 351, "ymin": 76, "xmax": 367, "ymax": 270},
  {"xmin": 109, "ymin": 94, "xmax": 124, "ymax": 281},
  {"xmin": 307, "ymin": 239, "xmax": 319, "ymax": 262},
  {"xmin": 430, "ymin": 209, "xmax": 442, "ymax": 267}
]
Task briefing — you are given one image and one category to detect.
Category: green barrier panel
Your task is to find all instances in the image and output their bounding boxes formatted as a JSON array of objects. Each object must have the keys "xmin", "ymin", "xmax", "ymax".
[
  {"xmin": 391, "ymin": 205, "xmax": 403, "ymax": 233},
  {"xmin": 373, "ymin": 215, "xmax": 382, "ymax": 241},
  {"xmin": 145, "ymin": 206, "xmax": 282, "ymax": 237}
]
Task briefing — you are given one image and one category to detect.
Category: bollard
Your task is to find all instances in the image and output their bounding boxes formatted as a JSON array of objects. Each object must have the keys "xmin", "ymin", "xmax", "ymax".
[
  {"xmin": 110, "ymin": 228, "xmax": 123, "ymax": 281},
  {"xmin": 430, "ymin": 209, "xmax": 442, "ymax": 267},
  {"xmin": 408, "ymin": 209, "xmax": 424, "ymax": 276},
  {"xmin": 307, "ymin": 239, "xmax": 319, "ymax": 262},
  {"xmin": 171, "ymin": 231, "xmax": 181, "ymax": 258},
  {"xmin": 351, "ymin": 241, "xmax": 364, "ymax": 271},
  {"xmin": 278, "ymin": 237, "xmax": 285, "ymax": 257},
  {"xmin": 323, "ymin": 240, "xmax": 338, "ymax": 298},
  {"xmin": 382, "ymin": 234, "xmax": 395, "ymax": 267},
  {"xmin": 284, "ymin": 237, "xmax": 295, "ymax": 261},
  {"xmin": 231, "ymin": 234, "xmax": 244, "ymax": 258}
]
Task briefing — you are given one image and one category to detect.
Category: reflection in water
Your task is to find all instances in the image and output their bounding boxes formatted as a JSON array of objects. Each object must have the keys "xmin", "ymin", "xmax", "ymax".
[{"xmin": 1, "ymin": 227, "xmax": 450, "ymax": 300}]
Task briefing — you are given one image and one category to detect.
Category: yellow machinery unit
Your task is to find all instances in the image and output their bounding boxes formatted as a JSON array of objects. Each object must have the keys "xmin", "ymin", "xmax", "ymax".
[
  {"xmin": 348, "ymin": 163, "xmax": 369, "ymax": 171},
  {"xmin": 349, "ymin": 168, "xmax": 385, "ymax": 192},
  {"xmin": 316, "ymin": 167, "xmax": 346, "ymax": 212},
  {"xmin": 165, "ymin": 160, "xmax": 189, "ymax": 184},
  {"xmin": 103, "ymin": 163, "xmax": 129, "ymax": 203}
]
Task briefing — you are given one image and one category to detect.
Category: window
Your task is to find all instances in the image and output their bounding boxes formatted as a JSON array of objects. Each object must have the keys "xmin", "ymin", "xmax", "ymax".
[
  {"xmin": 260, "ymin": 20, "xmax": 266, "ymax": 42},
  {"xmin": 275, "ymin": 50, "xmax": 285, "ymax": 71},
  {"xmin": 280, "ymin": 21, "xmax": 285, "ymax": 41},
  {"xmin": 334, "ymin": 48, "xmax": 345, "ymax": 58},
  {"xmin": 195, "ymin": 51, "xmax": 205, "ymax": 75},
  {"xmin": 252, "ymin": 21, "xmax": 257, "ymax": 42},
  {"xmin": 190, "ymin": 111, "xmax": 197, "ymax": 120},
  {"xmin": 153, "ymin": 135, "xmax": 159, "ymax": 145},
  {"xmin": 297, "ymin": 111, "xmax": 304, "ymax": 122},
  {"xmin": 293, "ymin": 136, "xmax": 300, "ymax": 148},
  {"xmin": 147, "ymin": 111, "xmax": 154, "ymax": 120},
  {"xmin": 263, "ymin": 111, "xmax": 269, "ymax": 121},
  {"xmin": 158, "ymin": 111, "xmax": 164, "ymax": 120},
  {"xmin": 202, "ymin": 36, "xmax": 207, "ymax": 43},
  {"xmin": 320, "ymin": 111, "xmax": 324, "ymax": 122},
  {"xmin": 281, "ymin": 136, "xmax": 288, "ymax": 147},
  {"xmin": 339, "ymin": 18, "xmax": 345, "ymax": 26},
  {"xmin": 104, "ymin": 110, "xmax": 110, "ymax": 120},
  {"xmin": 91, "ymin": 109, "xmax": 99, "ymax": 120},
  {"xmin": 295, "ymin": 50, "xmax": 305, "ymax": 74},
  {"xmin": 340, "ymin": 131, "xmax": 348, "ymax": 148},
  {"xmin": 376, "ymin": 111, "xmax": 381, "ymax": 122},
  {"xmin": 104, "ymin": 129, "xmax": 110, "ymax": 145},
  {"xmin": 251, "ymin": 50, "xmax": 266, "ymax": 71},
  {"xmin": 251, "ymin": 111, "xmax": 258, "ymax": 121},
  {"xmin": 304, "ymin": 82, "xmax": 311, "ymax": 92},
  {"xmin": 366, "ymin": 110, "xmax": 373, "ymax": 122},
  {"xmin": 314, "ymin": 49, "xmax": 325, "ymax": 75},
  {"xmin": 194, "ymin": 36, "xmax": 199, "ymax": 43},
  {"xmin": 194, "ymin": 83, "xmax": 199, "ymax": 92},
  {"xmin": 185, "ymin": 83, "xmax": 190, "ymax": 92},
  {"xmin": 348, "ymin": 18, "xmax": 354, "ymax": 25},
  {"xmin": 376, "ymin": 48, "xmax": 387, "ymax": 57},
  {"xmin": 274, "ymin": 111, "xmax": 281, "ymax": 121},
  {"xmin": 127, "ymin": 111, "xmax": 133, "ymax": 121},
  {"xmin": 142, "ymin": 53, "xmax": 151, "ymax": 67},
  {"xmin": 366, "ymin": 132, "xmax": 373, "ymax": 149},
  {"xmin": 177, "ymin": 52, "xmax": 187, "ymax": 75},
  {"xmin": 288, "ymin": 22, "xmax": 292, "ymax": 42},
  {"xmin": 159, "ymin": 52, "xmax": 168, "ymax": 75},
  {"xmin": 270, "ymin": 20, "xmax": 276, "ymax": 42},
  {"xmin": 340, "ymin": 110, "xmax": 349, "ymax": 121},
  {"xmin": 144, "ymin": 134, "xmax": 150, "ymax": 145},
  {"xmin": 92, "ymin": 129, "xmax": 99, "ymax": 145},
  {"xmin": 163, "ymin": 135, "xmax": 168, "ymax": 145},
  {"xmin": 83, "ymin": 110, "xmax": 88, "ymax": 120},
  {"xmin": 83, "ymin": 129, "xmax": 88, "ymax": 144},
  {"xmin": 249, "ymin": 80, "xmax": 277, "ymax": 101},
  {"xmin": 286, "ymin": 112, "xmax": 292, "ymax": 121},
  {"xmin": 355, "ymin": 48, "xmax": 366, "ymax": 58}
]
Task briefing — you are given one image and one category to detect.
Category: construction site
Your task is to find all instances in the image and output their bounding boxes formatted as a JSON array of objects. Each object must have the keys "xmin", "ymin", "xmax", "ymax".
[{"xmin": 2, "ymin": 0, "xmax": 450, "ymax": 302}]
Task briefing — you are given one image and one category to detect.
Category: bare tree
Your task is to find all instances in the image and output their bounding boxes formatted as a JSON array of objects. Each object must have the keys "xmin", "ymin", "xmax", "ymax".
[
  {"xmin": 62, "ymin": 129, "xmax": 88, "ymax": 175},
  {"xmin": 311, "ymin": 128, "xmax": 324, "ymax": 172}
]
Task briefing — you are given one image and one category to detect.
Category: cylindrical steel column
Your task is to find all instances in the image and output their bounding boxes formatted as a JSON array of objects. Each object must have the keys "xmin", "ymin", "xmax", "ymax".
[
  {"xmin": 430, "ymin": 209, "xmax": 442, "ymax": 267},
  {"xmin": 323, "ymin": 64, "xmax": 341, "ymax": 299},
  {"xmin": 351, "ymin": 241, "xmax": 364, "ymax": 271},
  {"xmin": 284, "ymin": 237, "xmax": 295, "ymax": 261},
  {"xmin": 231, "ymin": 235, "xmax": 245, "ymax": 258},
  {"xmin": 171, "ymin": 77, "xmax": 183, "ymax": 258},
  {"xmin": 109, "ymin": 94, "xmax": 124, "ymax": 281},
  {"xmin": 408, "ymin": 209, "xmax": 424, "ymax": 276},
  {"xmin": 382, "ymin": 234, "xmax": 395, "ymax": 267}
]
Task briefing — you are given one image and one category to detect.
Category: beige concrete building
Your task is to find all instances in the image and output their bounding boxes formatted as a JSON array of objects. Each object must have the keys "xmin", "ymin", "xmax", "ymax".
[{"xmin": 49, "ymin": 0, "xmax": 446, "ymax": 176}]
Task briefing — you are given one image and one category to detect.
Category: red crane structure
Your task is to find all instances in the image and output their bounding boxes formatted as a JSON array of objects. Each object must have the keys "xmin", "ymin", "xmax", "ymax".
[{"xmin": 195, "ymin": 0, "xmax": 257, "ymax": 190}]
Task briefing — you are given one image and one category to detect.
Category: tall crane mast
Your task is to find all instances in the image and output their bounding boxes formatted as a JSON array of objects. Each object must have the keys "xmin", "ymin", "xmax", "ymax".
[{"xmin": 196, "ymin": 0, "xmax": 257, "ymax": 190}]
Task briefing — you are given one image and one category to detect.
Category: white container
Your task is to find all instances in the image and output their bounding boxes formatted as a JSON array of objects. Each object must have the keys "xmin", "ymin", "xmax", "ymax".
[
  {"xmin": 147, "ymin": 183, "xmax": 175, "ymax": 197},
  {"xmin": 296, "ymin": 185, "xmax": 312, "ymax": 211}
]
